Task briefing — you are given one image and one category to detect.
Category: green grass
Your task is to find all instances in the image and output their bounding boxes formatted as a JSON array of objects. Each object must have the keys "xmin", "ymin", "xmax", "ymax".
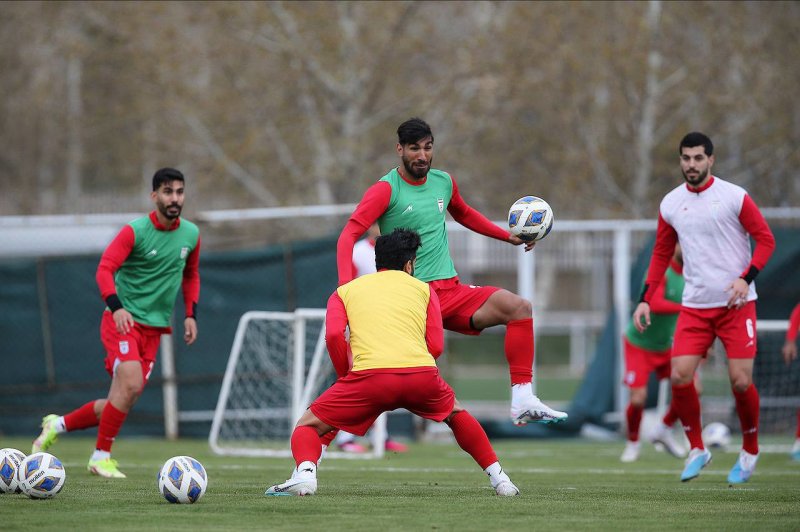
[{"xmin": 1, "ymin": 436, "xmax": 798, "ymax": 531}]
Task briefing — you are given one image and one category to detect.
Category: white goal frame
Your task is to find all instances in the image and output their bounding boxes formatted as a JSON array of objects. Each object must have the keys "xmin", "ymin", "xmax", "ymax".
[{"xmin": 208, "ymin": 308, "xmax": 387, "ymax": 458}]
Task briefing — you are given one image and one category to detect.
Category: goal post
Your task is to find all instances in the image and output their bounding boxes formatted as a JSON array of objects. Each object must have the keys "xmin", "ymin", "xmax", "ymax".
[{"xmin": 208, "ymin": 308, "xmax": 387, "ymax": 458}]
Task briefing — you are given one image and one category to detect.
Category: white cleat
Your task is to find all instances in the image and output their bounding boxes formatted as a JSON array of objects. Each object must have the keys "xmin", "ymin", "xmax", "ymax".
[
  {"xmin": 265, "ymin": 461, "xmax": 317, "ymax": 496},
  {"xmin": 511, "ymin": 395, "xmax": 568, "ymax": 426},
  {"xmin": 492, "ymin": 471, "xmax": 520, "ymax": 496},
  {"xmin": 620, "ymin": 441, "xmax": 641, "ymax": 463},
  {"xmin": 649, "ymin": 424, "xmax": 687, "ymax": 459}
]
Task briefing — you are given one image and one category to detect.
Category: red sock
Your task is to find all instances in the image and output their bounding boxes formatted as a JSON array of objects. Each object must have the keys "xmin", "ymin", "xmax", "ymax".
[
  {"xmin": 662, "ymin": 402, "xmax": 679, "ymax": 427},
  {"xmin": 319, "ymin": 430, "xmax": 337, "ymax": 447},
  {"xmin": 64, "ymin": 401, "xmax": 100, "ymax": 431},
  {"xmin": 796, "ymin": 410, "xmax": 800, "ymax": 439},
  {"xmin": 671, "ymin": 382, "xmax": 704, "ymax": 450},
  {"xmin": 505, "ymin": 318, "xmax": 534, "ymax": 385},
  {"xmin": 626, "ymin": 403, "xmax": 643, "ymax": 442},
  {"xmin": 733, "ymin": 383, "xmax": 759, "ymax": 455},
  {"xmin": 446, "ymin": 411, "xmax": 497, "ymax": 469},
  {"xmin": 95, "ymin": 402, "xmax": 127, "ymax": 452},
  {"xmin": 291, "ymin": 426, "xmax": 322, "ymax": 466}
]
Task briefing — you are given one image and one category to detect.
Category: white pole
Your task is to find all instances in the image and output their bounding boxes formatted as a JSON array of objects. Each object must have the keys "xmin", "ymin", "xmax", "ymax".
[
  {"xmin": 517, "ymin": 246, "xmax": 536, "ymax": 393},
  {"xmin": 160, "ymin": 334, "xmax": 179, "ymax": 440},
  {"xmin": 612, "ymin": 228, "xmax": 631, "ymax": 429},
  {"xmin": 292, "ymin": 317, "xmax": 306, "ymax": 426}
]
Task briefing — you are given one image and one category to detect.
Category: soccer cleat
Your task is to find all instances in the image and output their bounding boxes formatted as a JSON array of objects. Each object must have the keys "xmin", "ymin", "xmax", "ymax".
[
  {"xmin": 87, "ymin": 457, "xmax": 127, "ymax": 478},
  {"xmin": 680, "ymin": 448, "xmax": 712, "ymax": 482},
  {"xmin": 791, "ymin": 439, "xmax": 800, "ymax": 462},
  {"xmin": 337, "ymin": 442, "xmax": 368, "ymax": 454},
  {"xmin": 620, "ymin": 441, "xmax": 641, "ymax": 463},
  {"xmin": 727, "ymin": 450, "xmax": 759, "ymax": 485},
  {"xmin": 31, "ymin": 414, "xmax": 60, "ymax": 453},
  {"xmin": 266, "ymin": 462, "xmax": 317, "ymax": 496},
  {"xmin": 649, "ymin": 424, "xmax": 687, "ymax": 459},
  {"xmin": 384, "ymin": 439, "xmax": 409, "ymax": 453},
  {"xmin": 491, "ymin": 471, "xmax": 520, "ymax": 496},
  {"xmin": 511, "ymin": 395, "xmax": 568, "ymax": 426}
]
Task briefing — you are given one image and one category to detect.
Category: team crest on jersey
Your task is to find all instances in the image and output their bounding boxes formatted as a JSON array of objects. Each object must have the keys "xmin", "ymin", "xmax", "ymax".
[
  {"xmin": 119, "ymin": 341, "xmax": 129, "ymax": 355},
  {"xmin": 437, "ymin": 198, "xmax": 444, "ymax": 212},
  {"xmin": 180, "ymin": 247, "xmax": 189, "ymax": 259}
]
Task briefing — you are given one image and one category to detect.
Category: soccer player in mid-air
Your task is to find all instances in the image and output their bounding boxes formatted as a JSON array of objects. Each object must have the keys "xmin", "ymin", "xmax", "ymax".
[
  {"xmin": 633, "ymin": 132, "xmax": 775, "ymax": 483},
  {"xmin": 620, "ymin": 243, "xmax": 687, "ymax": 462},
  {"xmin": 31, "ymin": 168, "xmax": 201, "ymax": 478},
  {"xmin": 336, "ymin": 117, "xmax": 566, "ymax": 426},
  {"xmin": 265, "ymin": 228, "xmax": 519, "ymax": 497},
  {"xmin": 781, "ymin": 301, "xmax": 800, "ymax": 461}
]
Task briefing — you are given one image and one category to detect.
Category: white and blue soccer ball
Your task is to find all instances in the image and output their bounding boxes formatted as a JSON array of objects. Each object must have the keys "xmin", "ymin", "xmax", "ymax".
[
  {"xmin": 703, "ymin": 422, "xmax": 732, "ymax": 449},
  {"xmin": 0, "ymin": 448, "xmax": 26, "ymax": 494},
  {"xmin": 157, "ymin": 455, "xmax": 208, "ymax": 504},
  {"xmin": 508, "ymin": 196, "xmax": 554, "ymax": 242},
  {"xmin": 17, "ymin": 452, "xmax": 66, "ymax": 499}
]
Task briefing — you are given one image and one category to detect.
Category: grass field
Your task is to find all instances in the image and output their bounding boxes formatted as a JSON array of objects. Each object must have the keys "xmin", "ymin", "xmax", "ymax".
[{"xmin": 1, "ymin": 435, "xmax": 798, "ymax": 531}]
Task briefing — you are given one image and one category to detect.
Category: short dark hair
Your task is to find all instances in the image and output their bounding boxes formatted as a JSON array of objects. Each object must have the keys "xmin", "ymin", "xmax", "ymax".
[
  {"xmin": 375, "ymin": 228, "xmax": 422, "ymax": 271},
  {"xmin": 152, "ymin": 167, "xmax": 185, "ymax": 191},
  {"xmin": 397, "ymin": 117, "xmax": 433, "ymax": 146},
  {"xmin": 679, "ymin": 132, "xmax": 713, "ymax": 156}
]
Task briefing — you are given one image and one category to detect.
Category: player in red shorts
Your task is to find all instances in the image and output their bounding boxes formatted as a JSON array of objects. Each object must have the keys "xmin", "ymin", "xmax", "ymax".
[
  {"xmin": 265, "ymin": 228, "xmax": 519, "ymax": 497},
  {"xmin": 781, "ymin": 302, "xmax": 800, "ymax": 461},
  {"xmin": 31, "ymin": 168, "xmax": 201, "ymax": 478},
  {"xmin": 336, "ymin": 117, "xmax": 566, "ymax": 427},
  {"xmin": 633, "ymin": 132, "xmax": 775, "ymax": 483}
]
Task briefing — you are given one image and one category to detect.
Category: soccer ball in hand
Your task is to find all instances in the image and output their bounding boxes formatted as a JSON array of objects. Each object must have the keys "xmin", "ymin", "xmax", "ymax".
[
  {"xmin": 0, "ymin": 448, "xmax": 26, "ymax": 494},
  {"xmin": 702, "ymin": 422, "xmax": 731, "ymax": 449},
  {"xmin": 157, "ymin": 455, "xmax": 208, "ymax": 504},
  {"xmin": 508, "ymin": 196, "xmax": 554, "ymax": 242},
  {"xmin": 17, "ymin": 452, "xmax": 66, "ymax": 499}
]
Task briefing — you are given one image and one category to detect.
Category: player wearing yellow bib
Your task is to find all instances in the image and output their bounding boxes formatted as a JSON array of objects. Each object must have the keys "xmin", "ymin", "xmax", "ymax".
[{"xmin": 265, "ymin": 229, "xmax": 519, "ymax": 497}]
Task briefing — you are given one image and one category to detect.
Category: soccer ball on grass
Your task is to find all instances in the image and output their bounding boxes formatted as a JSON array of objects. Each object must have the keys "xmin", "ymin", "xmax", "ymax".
[
  {"xmin": 508, "ymin": 196, "xmax": 554, "ymax": 242},
  {"xmin": 0, "ymin": 448, "xmax": 26, "ymax": 494},
  {"xmin": 17, "ymin": 452, "xmax": 66, "ymax": 499},
  {"xmin": 702, "ymin": 422, "xmax": 731, "ymax": 449},
  {"xmin": 157, "ymin": 455, "xmax": 208, "ymax": 504}
]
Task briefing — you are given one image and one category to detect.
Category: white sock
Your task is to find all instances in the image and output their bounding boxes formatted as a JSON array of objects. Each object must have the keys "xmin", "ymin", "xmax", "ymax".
[
  {"xmin": 91, "ymin": 450, "xmax": 111, "ymax": 461},
  {"xmin": 511, "ymin": 382, "xmax": 533, "ymax": 406},
  {"xmin": 484, "ymin": 462, "xmax": 507, "ymax": 487},
  {"xmin": 55, "ymin": 416, "xmax": 67, "ymax": 433},
  {"xmin": 295, "ymin": 461, "xmax": 317, "ymax": 478}
]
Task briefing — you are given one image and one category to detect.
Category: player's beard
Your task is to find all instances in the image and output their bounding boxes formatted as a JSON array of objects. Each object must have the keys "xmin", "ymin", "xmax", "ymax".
[
  {"xmin": 682, "ymin": 167, "xmax": 708, "ymax": 187},
  {"xmin": 159, "ymin": 201, "xmax": 182, "ymax": 220},
  {"xmin": 402, "ymin": 155, "xmax": 431, "ymax": 180}
]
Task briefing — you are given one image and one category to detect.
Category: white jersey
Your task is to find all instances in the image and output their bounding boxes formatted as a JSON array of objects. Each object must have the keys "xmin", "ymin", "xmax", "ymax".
[
  {"xmin": 659, "ymin": 176, "xmax": 756, "ymax": 309},
  {"xmin": 352, "ymin": 238, "xmax": 376, "ymax": 278}
]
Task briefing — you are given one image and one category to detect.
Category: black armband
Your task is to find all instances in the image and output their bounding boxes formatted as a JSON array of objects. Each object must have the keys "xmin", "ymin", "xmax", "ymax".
[
  {"xmin": 741, "ymin": 265, "xmax": 760, "ymax": 285},
  {"xmin": 638, "ymin": 283, "xmax": 649, "ymax": 303},
  {"xmin": 186, "ymin": 302, "xmax": 198, "ymax": 321},
  {"xmin": 105, "ymin": 294, "xmax": 123, "ymax": 312}
]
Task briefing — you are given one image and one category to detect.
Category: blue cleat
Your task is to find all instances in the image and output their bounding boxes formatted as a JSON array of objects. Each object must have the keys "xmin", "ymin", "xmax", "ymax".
[
  {"xmin": 791, "ymin": 439, "xmax": 800, "ymax": 462},
  {"xmin": 727, "ymin": 450, "xmax": 759, "ymax": 485},
  {"xmin": 680, "ymin": 448, "xmax": 712, "ymax": 482}
]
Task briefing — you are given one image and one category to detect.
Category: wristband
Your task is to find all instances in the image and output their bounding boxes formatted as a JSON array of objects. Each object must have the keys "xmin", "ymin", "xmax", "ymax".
[
  {"xmin": 741, "ymin": 265, "xmax": 759, "ymax": 284},
  {"xmin": 638, "ymin": 283, "xmax": 649, "ymax": 303},
  {"xmin": 105, "ymin": 294, "xmax": 123, "ymax": 312}
]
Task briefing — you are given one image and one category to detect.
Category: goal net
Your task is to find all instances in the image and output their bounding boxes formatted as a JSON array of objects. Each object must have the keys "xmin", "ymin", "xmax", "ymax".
[{"xmin": 208, "ymin": 308, "xmax": 386, "ymax": 458}]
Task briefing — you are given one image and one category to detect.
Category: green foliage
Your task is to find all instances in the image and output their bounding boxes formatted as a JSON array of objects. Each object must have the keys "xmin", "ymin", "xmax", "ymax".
[{"xmin": 1, "ymin": 436, "xmax": 797, "ymax": 531}]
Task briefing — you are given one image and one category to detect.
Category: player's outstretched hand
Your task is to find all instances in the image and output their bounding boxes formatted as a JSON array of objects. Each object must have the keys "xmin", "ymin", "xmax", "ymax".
[
  {"xmin": 632, "ymin": 302, "xmax": 651, "ymax": 333},
  {"xmin": 184, "ymin": 317, "xmax": 198, "ymax": 345},
  {"xmin": 112, "ymin": 308, "xmax": 135, "ymax": 335},
  {"xmin": 782, "ymin": 341, "xmax": 797, "ymax": 366},
  {"xmin": 725, "ymin": 278, "xmax": 749, "ymax": 309},
  {"xmin": 508, "ymin": 235, "xmax": 536, "ymax": 252}
]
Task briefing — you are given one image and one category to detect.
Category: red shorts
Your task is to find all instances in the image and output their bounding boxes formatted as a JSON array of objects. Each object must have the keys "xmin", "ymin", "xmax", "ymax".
[
  {"xmin": 100, "ymin": 311, "xmax": 162, "ymax": 385},
  {"xmin": 429, "ymin": 277, "xmax": 500, "ymax": 335},
  {"xmin": 623, "ymin": 337, "xmax": 671, "ymax": 388},
  {"xmin": 309, "ymin": 368, "xmax": 456, "ymax": 436},
  {"xmin": 672, "ymin": 301, "xmax": 757, "ymax": 359}
]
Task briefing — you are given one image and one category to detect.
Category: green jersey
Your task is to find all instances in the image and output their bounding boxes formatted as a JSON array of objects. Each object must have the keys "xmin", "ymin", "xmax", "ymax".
[
  {"xmin": 377, "ymin": 168, "xmax": 455, "ymax": 282},
  {"xmin": 112, "ymin": 215, "xmax": 200, "ymax": 327},
  {"xmin": 625, "ymin": 264, "xmax": 684, "ymax": 351}
]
